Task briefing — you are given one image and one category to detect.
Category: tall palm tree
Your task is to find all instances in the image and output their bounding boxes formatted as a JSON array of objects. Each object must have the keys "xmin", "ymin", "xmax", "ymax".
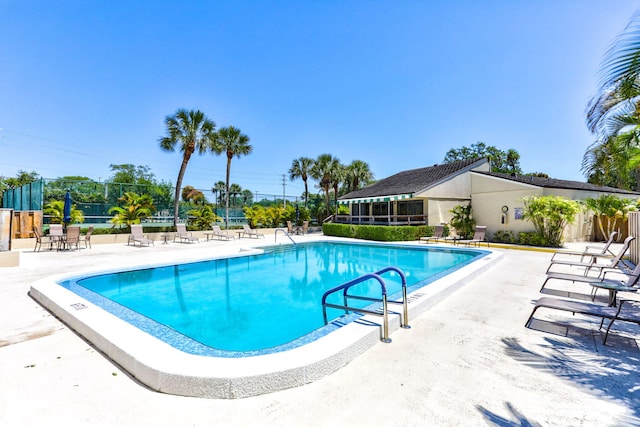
[
  {"xmin": 288, "ymin": 157, "xmax": 314, "ymax": 208},
  {"xmin": 345, "ymin": 160, "xmax": 373, "ymax": 192},
  {"xmin": 213, "ymin": 126, "xmax": 252, "ymax": 229},
  {"xmin": 212, "ymin": 180, "xmax": 226, "ymax": 206},
  {"xmin": 159, "ymin": 109, "xmax": 216, "ymax": 226},
  {"xmin": 329, "ymin": 158, "xmax": 345, "ymax": 211},
  {"xmin": 310, "ymin": 154, "xmax": 338, "ymax": 220},
  {"xmin": 229, "ymin": 183, "xmax": 243, "ymax": 207},
  {"xmin": 584, "ymin": 11, "xmax": 640, "ymax": 187}
]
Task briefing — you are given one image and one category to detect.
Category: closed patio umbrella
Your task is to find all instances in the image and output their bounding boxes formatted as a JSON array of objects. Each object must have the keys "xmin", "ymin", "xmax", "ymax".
[{"xmin": 63, "ymin": 190, "xmax": 72, "ymax": 224}]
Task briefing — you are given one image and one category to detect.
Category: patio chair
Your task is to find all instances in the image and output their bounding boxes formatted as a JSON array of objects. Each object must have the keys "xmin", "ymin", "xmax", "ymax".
[
  {"xmin": 458, "ymin": 226, "xmax": 488, "ymax": 247},
  {"xmin": 60, "ymin": 226, "xmax": 81, "ymax": 251},
  {"xmin": 287, "ymin": 221, "xmax": 294, "ymax": 234},
  {"xmin": 206, "ymin": 225, "xmax": 234, "ymax": 241},
  {"xmin": 419, "ymin": 224, "xmax": 444, "ymax": 244},
  {"xmin": 79, "ymin": 225, "xmax": 94, "ymax": 249},
  {"xmin": 302, "ymin": 220, "xmax": 309, "ymax": 235},
  {"xmin": 128, "ymin": 224, "xmax": 153, "ymax": 247},
  {"xmin": 545, "ymin": 236, "xmax": 635, "ymax": 275},
  {"xmin": 525, "ymin": 295, "xmax": 640, "ymax": 344},
  {"xmin": 550, "ymin": 231, "xmax": 618, "ymax": 262},
  {"xmin": 240, "ymin": 224, "xmax": 264, "ymax": 239},
  {"xmin": 175, "ymin": 224, "xmax": 199, "ymax": 243},
  {"xmin": 32, "ymin": 226, "xmax": 56, "ymax": 252}
]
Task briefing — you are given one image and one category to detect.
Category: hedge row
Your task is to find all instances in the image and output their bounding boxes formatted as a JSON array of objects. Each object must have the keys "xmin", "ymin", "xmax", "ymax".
[{"xmin": 322, "ymin": 223, "xmax": 433, "ymax": 242}]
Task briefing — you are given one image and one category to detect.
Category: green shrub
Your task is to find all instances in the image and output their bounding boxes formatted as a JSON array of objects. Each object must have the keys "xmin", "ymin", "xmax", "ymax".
[
  {"xmin": 517, "ymin": 231, "xmax": 550, "ymax": 247},
  {"xmin": 322, "ymin": 223, "xmax": 429, "ymax": 241},
  {"xmin": 492, "ymin": 230, "xmax": 516, "ymax": 244}
]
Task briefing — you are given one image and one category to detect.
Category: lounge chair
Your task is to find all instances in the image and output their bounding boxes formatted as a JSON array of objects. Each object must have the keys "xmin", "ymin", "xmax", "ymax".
[
  {"xmin": 60, "ymin": 226, "xmax": 81, "ymax": 251},
  {"xmin": 545, "ymin": 235, "xmax": 635, "ymax": 275},
  {"xmin": 443, "ymin": 226, "xmax": 462, "ymax": 245},
  {"xmin": 458, "ymin": 226, "xmax": 489, "ymax": 247},
  {"xmin": 205, "ymin": 225, "xmax": 234, "ymax": 241},
  {"xmin": 80, "ymin": 225, "xmax": 94, "ymax": 249},
  {"xmin": 128, "ymin": 224, "xmax": 153, "ymax": 247},
  {"xmin": 240, "ymin": 224, "xmax": 264, "ymax": 239},
  {"xmin": 33, "ymin": 226, "xmax": 56, "ymax": 252},
  {"xmin": 541, "ymin": 261, "xmax": 640, "ymax": 295},
  {"xmin": 419, "ymin": 225, "xmax": 444, "ymax": 244},
  {"xmin": 175, "ymin": 224, "xmax": 199, "ymax": 243},
  {"xmin": 550, "ymin": 231, "xmax": 618, "ymax": 262},
  {"xmin": 525, "ymin": 295, "xmax": 640, "ymax": 344}
]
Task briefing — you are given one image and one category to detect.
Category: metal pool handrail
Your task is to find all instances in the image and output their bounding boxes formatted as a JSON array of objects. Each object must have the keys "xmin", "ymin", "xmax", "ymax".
[
  {"xmin": 321, "ymin": 272, "xmax": 392, "ymax": 343},
  {"xmin": 274, "ymin": 228, "xmax": 296, "ymax": 245}
]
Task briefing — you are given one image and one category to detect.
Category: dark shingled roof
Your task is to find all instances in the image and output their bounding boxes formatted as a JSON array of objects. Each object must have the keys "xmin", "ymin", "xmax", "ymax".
[
  {"xmin": 340, "ymin": 158, "xmax": 487, "ymax": 200},
  {"xmin": 475, "ymin": 171, "xmax": 640, "ymax": 196}
]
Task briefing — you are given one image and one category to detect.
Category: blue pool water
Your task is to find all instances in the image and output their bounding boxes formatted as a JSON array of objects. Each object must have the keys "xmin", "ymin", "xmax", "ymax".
[{"xmin": 58, "ymin": 241, "xmax": 487, "ymax": 356}]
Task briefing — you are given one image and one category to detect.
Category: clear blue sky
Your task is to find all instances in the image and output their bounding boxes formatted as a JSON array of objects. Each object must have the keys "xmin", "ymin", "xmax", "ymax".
[{"xmin": 1, "ymin": 1, "xmax": 639, "ymax": 200}]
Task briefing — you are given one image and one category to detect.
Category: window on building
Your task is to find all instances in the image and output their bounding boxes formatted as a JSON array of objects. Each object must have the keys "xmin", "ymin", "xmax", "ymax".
[
  {"xmin": 397, "ymin": 200, "xmax": 423, "ymax": 216},
  {"xmin": 372, "ymin": 202, "xmax": 389, "ymax": 216}
]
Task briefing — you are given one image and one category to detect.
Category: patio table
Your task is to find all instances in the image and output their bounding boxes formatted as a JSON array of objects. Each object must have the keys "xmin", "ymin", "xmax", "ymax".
[{"xmin": 590, "ymin": 281, "xmax": 638, "ymax": 307}]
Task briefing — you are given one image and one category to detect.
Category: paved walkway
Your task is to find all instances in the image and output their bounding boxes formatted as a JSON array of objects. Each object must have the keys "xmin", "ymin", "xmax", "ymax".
[{"xmin": 0, "ymin": 237, "xmax": 638, "ymax": 426}]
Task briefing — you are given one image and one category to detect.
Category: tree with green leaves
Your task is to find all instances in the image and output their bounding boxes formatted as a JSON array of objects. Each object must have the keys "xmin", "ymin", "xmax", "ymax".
[
  {"xmin": 213, "ymin": 126, "xmax": 252, "ymax": 229},
  {"xmin": 310, "ymin": 154, "xmax": 339, "ymax": 219},
  {"xmin": 187, "ymin": 205, "xmax": 221, "ymax": 230},
  {"xmin": 583, "ymin": 194, "xmax": 635, "ymax": 241},
  {"xmin": 44, "ymin": 199, "xmax": 84, "ymax": 225},
  {"xmin": 444, "ymin": 142, "xmax": 523, "ymax": 174},
  {"xmin": 522, "ymin": 195, "xmax": 580, "ymax": 247},
  {"xmin": 159, "ymin": 109, "xmax": 217, "ymax": 226},
  {"xmin": 289, "ymin": 157, "xmax": 314, "ymax": 208},
  {"xmin": 108, "ymin": 192, "xmax": 156, "ymax": 227},
  {"xmin": 449, "ymin": 204, "xmax": 475, "ymax": 239},
  {"xmin": 212, "ymin": 180, "xmax": 226, "ymax": 206},
  {"xmin": 584, "ymin": 11, "xmax": 640, "ymax": 189},
  {"xmin": 344, "ymin": 159, "xmax": 374, "ymax": 193}
]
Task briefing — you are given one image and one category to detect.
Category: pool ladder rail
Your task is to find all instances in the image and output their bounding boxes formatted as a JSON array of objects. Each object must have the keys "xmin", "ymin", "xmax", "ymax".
[
  {"xmin": 274, "ymin": 228, "xmax": 296, "ymax": 245},
  {"xmin": 321, "ymin": 266, "xmax": 411, "ymax": 343}
]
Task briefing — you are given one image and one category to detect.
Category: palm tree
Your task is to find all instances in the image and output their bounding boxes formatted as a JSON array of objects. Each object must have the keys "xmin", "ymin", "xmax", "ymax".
[
  {"xmin": 289, "ymin": 157, "xmax": 314, "ymax": 208},
  {"xmin": 345, "ymin": 160, "xmax": 373, "ymax": 192},
  {"xmin": 159, "ymin": 109, "xmax": 217, "ymax": 226},
  {"xmin": 213, "ymin": 126, "xmax": 252, "ymax": 229},
  {"xmin": 212, "ymin": 180, "xmax": 226, "ymax": 206},
  {"xmin": 584, "ymin": 11, "xmax": 640, "ymax": 187},
  {"xmin": 329, "ymin": 159, "xmax": 345, "ymax": 211},
  {"xmin": 310, "ymin": 154, "xmax": 338, "ymax": 220},
  {"xmin": 229, "ymin": 183, "xmax": 243, "ymax": 207}
]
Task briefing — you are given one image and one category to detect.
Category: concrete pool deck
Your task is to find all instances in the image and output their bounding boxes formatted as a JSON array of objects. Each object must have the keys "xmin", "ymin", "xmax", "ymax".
[{"xmin": 1, "ymin": 235, "xmax": 639, "ymax": 426}]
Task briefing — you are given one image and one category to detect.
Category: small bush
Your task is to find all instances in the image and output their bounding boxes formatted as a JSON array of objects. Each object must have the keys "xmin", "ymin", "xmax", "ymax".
[
  {"xmin": 517, "ymin": 231, "xmax": 550, "ymax": 247},
  {"xmin": 492, "ymin": 230, "xmax": 516, "ymax": 244}
]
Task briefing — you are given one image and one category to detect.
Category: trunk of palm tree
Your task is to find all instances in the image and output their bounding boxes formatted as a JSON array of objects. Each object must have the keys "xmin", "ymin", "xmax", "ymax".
[
  {"xmin": 225, "ymin": 155, "xmax": 232, "ymax": 229},
  {"xmin": 303, "ymin": 178, "xmax": 309, "ymax": 208},
  {"xmin": 173, "ymin": 153, "xmax": 192, "ymax": 227}
]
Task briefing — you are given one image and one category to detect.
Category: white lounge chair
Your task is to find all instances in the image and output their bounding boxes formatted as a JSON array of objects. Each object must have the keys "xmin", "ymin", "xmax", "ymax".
[
  {"xmin": 240, "ymin": 224, "xmax": 264, "ymax": 239},
  {"xmin": 128, "ymin": 224, "xmax": 153, "ymax": 247},
  {"xmin": 205, "ymin": 225, "xmax": 234, "ymax": 241},
  {"xmin": 175, "ymin": 224, "xmax": 199, "ymax": 243}
]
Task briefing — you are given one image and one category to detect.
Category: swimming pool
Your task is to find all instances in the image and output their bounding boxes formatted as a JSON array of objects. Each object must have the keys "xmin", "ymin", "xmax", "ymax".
[
  {"xmin": 56, "ymin": 241, "xmax": 484, "ymax": 356},
  {"xmin": 30, "ymin": 237, "xmax": 502, "ymax": 398}
]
